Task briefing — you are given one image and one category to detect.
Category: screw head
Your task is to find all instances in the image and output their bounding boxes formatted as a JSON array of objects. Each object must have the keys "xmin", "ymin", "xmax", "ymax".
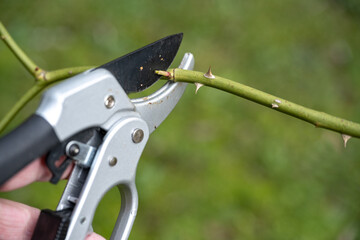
[
  {"xmin": 68, "ymin": 144, "xmax": 80, "ymax": 157},
  {"xmin": 132, "ymin": 129, "xmax": 144, "ymax": 143},
  {"xmin": 105, "ymin": 95, "xmax": 115, "ymax": 109},
  {"xmin": 109, "ymin": 157, "xmax": 117, "ymax": 166}
]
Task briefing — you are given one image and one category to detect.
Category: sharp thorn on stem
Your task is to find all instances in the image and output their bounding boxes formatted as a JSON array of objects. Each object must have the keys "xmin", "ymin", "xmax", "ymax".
[
  {"xmin": 341, "ymin": 134, "xmax": 351, "ymax": 148},
  {"xmin": 195, "ymin": 83, "xmax": 204, "ymax": 94},
  {"xmin": 204, "ymin": 66, "xmax": 215, "ymax": 79}
]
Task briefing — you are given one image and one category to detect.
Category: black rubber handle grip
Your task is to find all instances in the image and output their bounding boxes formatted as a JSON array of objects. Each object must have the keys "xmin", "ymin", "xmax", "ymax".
[
  {"xmin": 0, "ymin": 114, "xmax": 59, "ymax": 185},
  {"xmin": 32, "ymin": 209, "xmax": 72, "ymax": 240}
]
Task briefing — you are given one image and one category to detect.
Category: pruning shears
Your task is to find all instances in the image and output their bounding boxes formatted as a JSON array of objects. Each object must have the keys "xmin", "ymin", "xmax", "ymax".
[{"xmin": 0, "ymin": 33, "xmax": 194, "ymax": 240}]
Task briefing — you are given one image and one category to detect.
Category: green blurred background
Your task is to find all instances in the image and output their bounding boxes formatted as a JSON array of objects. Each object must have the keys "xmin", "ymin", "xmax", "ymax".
[{"xmin": 1, "ymin": 0, "xmax": 360, "ymax": 239}]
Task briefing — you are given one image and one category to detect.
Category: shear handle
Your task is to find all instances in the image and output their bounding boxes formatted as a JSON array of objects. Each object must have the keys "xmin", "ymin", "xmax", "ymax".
[{"xmin": 0, "ymin": 114, "xmax": 59, "ymax": 185}]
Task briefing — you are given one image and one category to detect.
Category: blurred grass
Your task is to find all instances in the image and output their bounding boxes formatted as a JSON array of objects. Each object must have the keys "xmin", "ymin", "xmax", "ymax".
[{"xmin": 1, "ymin": 0, "xmax": 360, "ymax": 239}]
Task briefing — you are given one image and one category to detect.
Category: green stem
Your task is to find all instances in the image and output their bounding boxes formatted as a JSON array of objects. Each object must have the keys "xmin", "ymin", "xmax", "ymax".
[
  {"xmin": 157, "ymin": 68, "xmax": 360, "ymax": 138},
  {"xmin": 0, "ymin": 21, "xmax": 41, "ymax": 76},
  {"xmin": 0, "ymin": 20, "xmax": 95, "ymax": 133},
  {"xmin": 0, "ymin": 83, "xmax": 46, "ymax": 133},
  {"xmin": 45, "ymin": 66, "xmax": 95, "ymax": 82}
]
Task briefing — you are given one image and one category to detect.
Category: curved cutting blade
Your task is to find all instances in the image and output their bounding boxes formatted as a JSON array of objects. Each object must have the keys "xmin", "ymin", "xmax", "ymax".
[{"xmin": 96, "ymin": 33, "xmax": 183, "ymax": 94}]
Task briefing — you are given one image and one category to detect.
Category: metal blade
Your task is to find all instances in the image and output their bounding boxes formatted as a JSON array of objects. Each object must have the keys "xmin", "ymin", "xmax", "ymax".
[{"xmin": 96, "ymin": 33, "xmax": 183, "ymax": 93}]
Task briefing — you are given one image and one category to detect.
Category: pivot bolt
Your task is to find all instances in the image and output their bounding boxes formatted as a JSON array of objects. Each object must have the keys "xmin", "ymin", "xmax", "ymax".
[
  {"xmin": 132, "ymin": 129, "xmax": 144, "ymax": 143},
  {"xmin": 68, "ymin": 144, "xmax": 80, "ymax": 157},
  {"xmin": 105, "ymin": 95, "xmax": 115, "ymax": 109}
]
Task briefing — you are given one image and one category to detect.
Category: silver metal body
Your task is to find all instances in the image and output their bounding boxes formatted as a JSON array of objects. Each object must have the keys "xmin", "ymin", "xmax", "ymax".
[{"xmin": 36, "ymin": 53, "xmax": 194, "ymax": 239}]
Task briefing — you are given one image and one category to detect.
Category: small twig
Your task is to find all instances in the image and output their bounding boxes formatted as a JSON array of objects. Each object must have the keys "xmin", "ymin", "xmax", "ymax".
[
  {"xmin": 0, "ymin": 83, "xmax": 46, "ymax": 132},
  {"xmin": 0, "ymin": 21, "xmax": 42, "ymax": 77},
  {"xmin": 0, "ymin": 22, "xmax": 94, "ymax": 134},
  {"xmin": 45, "ymin": 66, "xmax": 95, "ymax": 82},
  {"xmin": 156, "ymin": 68, "xmax": 360, "ymax": 139}
]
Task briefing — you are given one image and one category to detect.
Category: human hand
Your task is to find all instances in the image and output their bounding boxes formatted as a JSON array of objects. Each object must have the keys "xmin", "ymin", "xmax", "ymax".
[{"xmin": 0, "ymin": 157, "xmax": 105, "ymax": 240}]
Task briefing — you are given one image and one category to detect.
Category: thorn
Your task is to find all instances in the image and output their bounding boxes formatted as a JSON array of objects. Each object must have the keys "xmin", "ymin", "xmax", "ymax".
[
  {"xmin": 271, "ymin": 103, "xmax": 279, "ymax": 108},
  {"xmin": 204, "ymin": 66, "xmax": 215, "ymax": 79},
  {"xmin": 0, "ymin": 35, "xmax": 5, "ymax": 40},
  {"xmin": 275, "ymin": 99, "xmax": 282, "ymax": 104},
  {"xmin": 341, "ymin": 134, "xmax": 351, "ymax": 148},
  {"xmin": 195, "ymin": 83, "xmax": 204, "ymax": 94}
]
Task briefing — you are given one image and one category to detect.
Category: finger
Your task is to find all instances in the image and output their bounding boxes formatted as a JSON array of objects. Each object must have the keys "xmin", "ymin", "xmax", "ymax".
[
  {"xmin": 0, "ymin": 199, "xmax": 105, "ymax": 240},
  {"xmin": 0, "ymin": 199, "xmax": 40, "ymax": 240},
  {"xmin": 87, "ymin": 232, "xmax": 106, "ymax": 240},
  {"xmin": 0, "ymin": 157, "xmax": 73, "ymax": 192}
]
